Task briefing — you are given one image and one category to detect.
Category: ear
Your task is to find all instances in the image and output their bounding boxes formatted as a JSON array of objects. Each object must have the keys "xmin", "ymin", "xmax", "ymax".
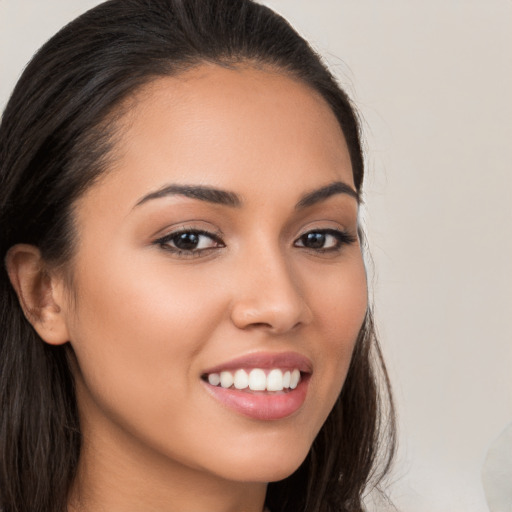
[{"xmin": 5, "ymin": 244, "xmax": 70, "ymax": 345}]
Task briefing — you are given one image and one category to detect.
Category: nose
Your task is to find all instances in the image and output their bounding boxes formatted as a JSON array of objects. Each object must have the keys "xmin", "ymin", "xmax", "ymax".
[{"xmin": 229, "ymin": 246, "xmax": 313, "ymax": 334}]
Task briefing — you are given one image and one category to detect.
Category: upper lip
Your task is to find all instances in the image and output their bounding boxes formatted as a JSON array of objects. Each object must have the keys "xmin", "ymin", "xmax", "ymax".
[{"xmin": 202, "ymin": 351, "xmax": 313, "ymax": 375}]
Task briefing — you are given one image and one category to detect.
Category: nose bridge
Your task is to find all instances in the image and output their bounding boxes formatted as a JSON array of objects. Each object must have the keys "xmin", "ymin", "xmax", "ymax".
[{"xmin": 229, "ymin": 235, "xmax": 311, "ymax": 333}]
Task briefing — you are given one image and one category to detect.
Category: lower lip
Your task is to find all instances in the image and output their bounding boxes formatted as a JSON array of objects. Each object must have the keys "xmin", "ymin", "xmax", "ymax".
[{"xmin": 203, "ymin": 376, "xmax": 310, "ymax": 421}]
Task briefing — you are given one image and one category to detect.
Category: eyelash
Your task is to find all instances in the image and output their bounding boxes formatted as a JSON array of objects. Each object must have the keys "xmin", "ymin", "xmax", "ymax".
[
  {"xmin": 154, "ymin": 228, "xmax": 356, "ymax": 258},
  {"xmin": 294, "ymin": 229, "xmax": 357, "ymax": 253},
  {"xmin": 154, "ymin": 229, "xmax": 225, "ymax": 258}
]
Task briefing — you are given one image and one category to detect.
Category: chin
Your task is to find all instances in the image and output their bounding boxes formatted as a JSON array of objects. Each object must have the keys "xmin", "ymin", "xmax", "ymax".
[{"xmin": 205, "ymin": 437, "xmax": 312, "ymax": 484}]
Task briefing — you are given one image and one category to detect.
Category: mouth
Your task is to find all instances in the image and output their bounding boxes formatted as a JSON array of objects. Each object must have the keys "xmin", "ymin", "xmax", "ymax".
[
  {"xmin": 202, "ymin": 368, "xmax": 303, "ymax": 392},
  {"xmin": 201, "ymin": 352, "xmax": 312, "ymax": 420}
]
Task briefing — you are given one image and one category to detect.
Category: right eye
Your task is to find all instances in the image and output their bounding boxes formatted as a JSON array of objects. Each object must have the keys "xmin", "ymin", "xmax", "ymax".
[{"xmin": 154, "ymin": 229, "xmax": 225, "ymax": 256}]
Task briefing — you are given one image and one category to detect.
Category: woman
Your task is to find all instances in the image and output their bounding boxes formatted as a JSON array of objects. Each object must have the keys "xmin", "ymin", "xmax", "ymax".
[{"xmin": 0, "ymin": 1, "xmax": 395, "ymax": 511}]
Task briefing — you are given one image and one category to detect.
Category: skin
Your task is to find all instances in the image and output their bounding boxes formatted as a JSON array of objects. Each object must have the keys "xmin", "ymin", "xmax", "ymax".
[{"xmin": 7, "ymin": 64, "xmax": 367, "ymax": 512}]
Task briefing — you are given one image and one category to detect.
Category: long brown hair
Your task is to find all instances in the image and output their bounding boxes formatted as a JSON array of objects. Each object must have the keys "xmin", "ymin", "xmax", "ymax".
[{"xmin": 0, "ymin": 1, "xmax": 396, "ymax": 510}]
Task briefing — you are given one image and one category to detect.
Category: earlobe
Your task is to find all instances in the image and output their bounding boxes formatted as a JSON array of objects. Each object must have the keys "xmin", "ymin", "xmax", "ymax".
[{"xmin": 5, "ymin": 244, "xmax": 70, "ymax": 345}]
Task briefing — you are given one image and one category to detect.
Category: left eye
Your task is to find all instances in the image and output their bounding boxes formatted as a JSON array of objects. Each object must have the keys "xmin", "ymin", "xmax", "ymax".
[
  {"xmin": 294, "ymin": 229, "xmax": 355, "ymax": 251},
  {"xmin": 156, "ymin": 230, "xmax": 224, "ymax": 253}
]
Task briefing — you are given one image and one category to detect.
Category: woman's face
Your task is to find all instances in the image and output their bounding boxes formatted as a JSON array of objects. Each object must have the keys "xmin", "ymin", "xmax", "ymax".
[{"xmin": 62, "ymin": 64, "xmax": 367, "ymax": 485}]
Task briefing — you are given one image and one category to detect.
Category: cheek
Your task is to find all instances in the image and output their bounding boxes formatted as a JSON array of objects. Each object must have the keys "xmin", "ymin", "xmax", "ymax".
[
  {"xmin": 308, "ymin": 250, "xmax": 368, "ymax": 345},
  {"xmin": 65, "ymin": 251, "xmax": 227, "ymax": 415},
  {"xmin": 303, "ymin": 253, "xmax": 368, "ymax": 420},
  {"xmin": 64, "ymin": 253, "xmax": 241, "ymax": 471},
  {"xmin": 317, "ymin": 269, "xmax": 367, "ymax": 338}
]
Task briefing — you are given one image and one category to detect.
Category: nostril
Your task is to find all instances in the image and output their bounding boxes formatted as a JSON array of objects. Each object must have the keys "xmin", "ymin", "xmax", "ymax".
[{"xmin": 244, "ymin": 322, "xmax": 272, "ymax": 330}]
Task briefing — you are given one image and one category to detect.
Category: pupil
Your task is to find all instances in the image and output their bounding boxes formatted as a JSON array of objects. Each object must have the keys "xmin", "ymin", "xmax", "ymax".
[
  {"xmin": 175, "ymin": 233, "xmax": 199, "ymax": 250},
  {"xmin": 304, "ymin": 233, "xmax": 325, "ymax": 249}
]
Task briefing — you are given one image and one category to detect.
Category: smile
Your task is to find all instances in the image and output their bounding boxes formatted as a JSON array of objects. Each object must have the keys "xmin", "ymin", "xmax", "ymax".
[
  {"xmin": 205, "ymin": 368, "xmax": 302, "ymax": 392},
  {"xmin": 202, "ymin": 352, "xmax": 312, "ymax": 420}
]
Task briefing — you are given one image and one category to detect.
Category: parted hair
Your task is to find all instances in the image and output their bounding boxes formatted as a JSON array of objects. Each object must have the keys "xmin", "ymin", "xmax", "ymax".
[{"xmin": 0, "ymin": 1, "xmax": 396, "ymax": 511}]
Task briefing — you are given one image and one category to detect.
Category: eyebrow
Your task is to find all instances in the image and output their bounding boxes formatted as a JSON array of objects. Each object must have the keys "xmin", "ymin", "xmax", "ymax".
[
  {"xmin": 295, "ymin": 181, "xmax": 359, "ymax": 209},
  {"xmin": 135, "ymin": 184, "xmax": 241, "ymax": 208},
  {"xmin": 134, "ymin": 180, "xmax": 358, "ymax": 209}
]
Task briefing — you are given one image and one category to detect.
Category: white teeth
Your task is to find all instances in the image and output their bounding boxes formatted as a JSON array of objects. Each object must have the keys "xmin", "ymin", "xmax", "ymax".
[
  {"xmin": 283, "ymin": 370, "xmax": 291, "ymax": 388},
  {"xmin": 220, "ymin": 371, "xmax": 234, "ymax": 388},
  {"xmin": 234, "ymin": 369, "xmax": 249, "ymax": 389},
  {"xmin": 267, "ymin": 369, "xmax": 284, "ymax": 391},
  {"xmin": 208, "ymin": 373, "xmax": 220, "ymax": 386},
  {"xmin": 207, "ymin": 368, "xmax": 302, "ymax": 392},
  {"xmin": 248, "ymin": 369, "xmax": 267, "ymax": 391},
  {"xmin": 290, "ymin": 369, "xmax": 300, "ymax": 389}
]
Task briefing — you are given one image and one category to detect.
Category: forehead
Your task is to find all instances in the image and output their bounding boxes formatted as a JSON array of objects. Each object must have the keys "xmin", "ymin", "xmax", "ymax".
[{"xmin": 79, "ymin": 64, "xmax": 354, "ymax": 215}]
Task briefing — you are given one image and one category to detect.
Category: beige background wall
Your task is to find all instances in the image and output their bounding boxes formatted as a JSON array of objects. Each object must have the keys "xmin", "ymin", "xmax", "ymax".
[{"xmin": 1, "ymin": 1, "xmax": 511, "ymax": 511}]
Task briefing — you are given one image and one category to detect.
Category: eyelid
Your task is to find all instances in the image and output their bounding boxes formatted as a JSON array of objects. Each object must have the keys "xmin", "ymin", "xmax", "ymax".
[
  {"xmin": 153, "ymin": 225, "xmax": 226, "ymax": 257},
  {"xmin": 157, "ymin": 229, "xmax": 223, "ymax": 244},
  {"xmin": 150, "ymin": 221, "xmax": 356, "ymax": 258},
  {"xmin": 293, "ymin": 227, "xmax": 357, "ymax": 252},
  {"xmin": 293, "ymin": 219, "xmax": 354, "ymax": 239},
  {"xmin": 150, "ymin": 219, "xmax": 224, "ymax": 240}
]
